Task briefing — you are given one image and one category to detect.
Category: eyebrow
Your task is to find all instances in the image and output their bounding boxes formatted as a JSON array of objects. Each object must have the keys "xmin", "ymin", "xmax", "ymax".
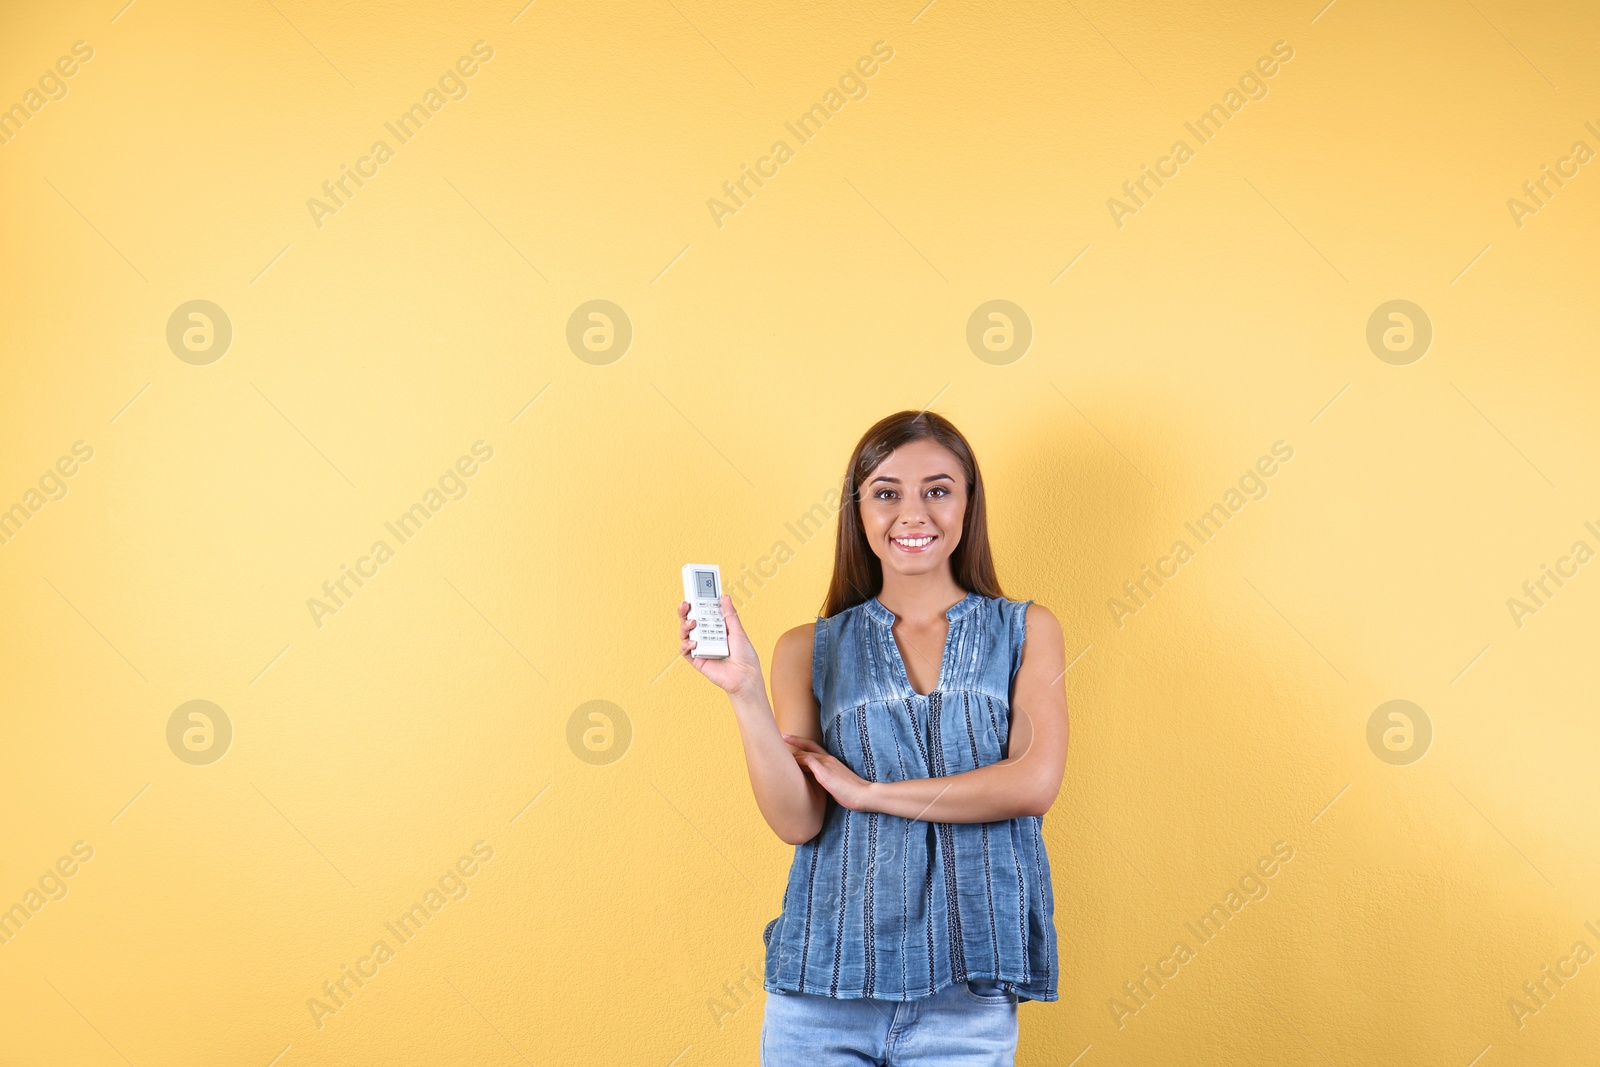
[{"xmin": 867, "ymin": 473, "xmax": 955, "ymax": 486}]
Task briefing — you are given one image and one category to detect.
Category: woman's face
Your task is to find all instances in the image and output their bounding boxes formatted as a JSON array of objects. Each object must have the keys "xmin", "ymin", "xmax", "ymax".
[{"xmin": 858, "ymin": 438, "xmax": 968, "ymax": 579}]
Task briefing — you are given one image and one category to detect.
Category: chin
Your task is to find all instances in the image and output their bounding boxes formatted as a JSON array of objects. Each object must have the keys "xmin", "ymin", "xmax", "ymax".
[{"xmin": 885, "ymin": 552, "xmax": 948, "ymax": 573}]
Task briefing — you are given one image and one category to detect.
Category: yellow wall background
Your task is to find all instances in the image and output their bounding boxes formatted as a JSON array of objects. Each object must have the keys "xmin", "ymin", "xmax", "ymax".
[{"xmin": 2, "ymin": 0, "xmax": 1597, "ymax": 1063}]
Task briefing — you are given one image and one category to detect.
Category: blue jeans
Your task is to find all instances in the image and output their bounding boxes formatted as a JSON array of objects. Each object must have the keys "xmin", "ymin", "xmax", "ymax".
[{"xmin": 761, "ymin": 980, "xmax": 1019, "ymax": 1066}]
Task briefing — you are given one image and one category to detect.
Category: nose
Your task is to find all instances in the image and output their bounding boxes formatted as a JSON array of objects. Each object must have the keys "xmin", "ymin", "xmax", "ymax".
[{"xmin": 896, "ymin": 502, "xmax": 930, "ymax": 527}]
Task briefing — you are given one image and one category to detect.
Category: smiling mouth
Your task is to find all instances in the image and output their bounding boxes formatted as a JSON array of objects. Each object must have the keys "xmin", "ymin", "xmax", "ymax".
[{"xmin": 891, "ymin": 534, "xmax": 936, "ymax": 553}]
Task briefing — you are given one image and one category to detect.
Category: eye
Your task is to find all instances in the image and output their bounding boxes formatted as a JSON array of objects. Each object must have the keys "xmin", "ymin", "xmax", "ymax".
[
  {"xmin": 927, "ymin": 486, "xmax": 949, "ymax": 498},
  {"xmin": 873, "ymin": 488, "xmax": 898, "ymax": 501}
]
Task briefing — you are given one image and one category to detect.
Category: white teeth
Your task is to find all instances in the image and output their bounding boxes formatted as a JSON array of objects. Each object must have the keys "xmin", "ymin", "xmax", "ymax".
[{"xmin": 894, "ymin": 536, "xmax": 933, "ymax": 547}]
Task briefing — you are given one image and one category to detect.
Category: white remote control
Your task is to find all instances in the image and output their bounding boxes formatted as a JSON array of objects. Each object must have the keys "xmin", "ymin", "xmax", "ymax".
[{"xmin": 681, "ymin": 563, "xmax": 730, "ymax": 659}]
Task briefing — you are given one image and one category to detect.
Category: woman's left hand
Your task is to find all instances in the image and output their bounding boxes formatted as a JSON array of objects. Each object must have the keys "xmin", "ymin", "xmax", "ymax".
[{"xmin": 783, "ymin": 735, "xmax": 876, "ymax": 812}]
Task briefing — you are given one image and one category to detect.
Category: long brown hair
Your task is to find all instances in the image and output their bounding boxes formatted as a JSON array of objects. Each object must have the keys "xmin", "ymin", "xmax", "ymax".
[{"xmin": 820, "ymin": 410, "xmax": 1007, "ymax": 618}]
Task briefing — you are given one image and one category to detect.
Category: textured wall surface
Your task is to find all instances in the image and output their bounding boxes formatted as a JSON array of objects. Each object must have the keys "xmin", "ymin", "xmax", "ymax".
[{"xmin": 1, "ymin": 1, "xmax": 1597, "ymax": 1064}]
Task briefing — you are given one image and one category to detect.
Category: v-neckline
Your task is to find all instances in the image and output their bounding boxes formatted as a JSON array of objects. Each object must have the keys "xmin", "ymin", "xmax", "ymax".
[{"xmin": 872, "ymin": 592, "xmax": 975, "ymax": 698}]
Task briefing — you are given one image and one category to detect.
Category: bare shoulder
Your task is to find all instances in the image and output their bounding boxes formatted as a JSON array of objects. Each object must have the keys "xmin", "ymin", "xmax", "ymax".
[
  {"xmin": 772, "ymin": 623, "xmax": 817, "ymax": 684},
  {"xmin": 1018, "ymin": 602, "xmax": 1064, "ymax": 658},
  {"xmin": 775, "ymin": 622, "xmax": 816, "ymax": 661},
  {"xmin": 771, "ymin": 622, "xmax": 821, "ymax": 737},
  {"xmin": 1020, "ymin": 601, "xmax": 1061, "ymax": 631}
]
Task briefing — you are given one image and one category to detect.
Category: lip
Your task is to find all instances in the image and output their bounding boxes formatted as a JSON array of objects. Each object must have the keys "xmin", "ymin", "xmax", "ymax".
[{"xmin": 890, "ymin": 533, "xmax": 937, "ymax": 553}]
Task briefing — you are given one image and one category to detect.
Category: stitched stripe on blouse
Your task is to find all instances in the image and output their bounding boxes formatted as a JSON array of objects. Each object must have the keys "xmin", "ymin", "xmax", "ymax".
[
  {"xmin": 799, "ymin": 835, "xmax": 820, "ymax": 990},
  {"xmin": 889, "ymin": 719, "xmax": 910, "ymax": 996},
  {"xmin": 829, "ymin": 712, "xmax": 851, "ymax": 997},
  {"xmin": 962, "ymin": 691, "xmax": 1001, "ymax": 968},
  {"xmin": 929, "ymin": 691, "xmax": 967, "ymax": 981},
  {"xmin": 1013, "ymin": 816, "xmax": 1029, "ymax": 984},
  {"xmin": 1033, "ymin": 821, "xmax": 1051, "ymax": 988},
  {"xmin": 902, "ymin": 696, "xmax": 928, "ymax": 770},
  {"xmin": 856, "ymin": 706, "xmax": 879, "ymax": 997}
]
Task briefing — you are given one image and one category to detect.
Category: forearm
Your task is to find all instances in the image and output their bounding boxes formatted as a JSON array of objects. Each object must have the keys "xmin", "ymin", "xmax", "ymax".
[
  {"xmin": 728, "ymin": 685, "xmax": 825, "ymax": 843},
  {"xmin": 867, "ymin": 759, "xmax": 1053, "ymax": 823}
]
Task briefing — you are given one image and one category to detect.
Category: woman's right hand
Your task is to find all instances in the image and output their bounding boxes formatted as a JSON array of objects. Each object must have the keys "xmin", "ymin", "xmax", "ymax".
[{"xmin": 678, "ymin": 595, "xmax": 764, "ymax": 699}]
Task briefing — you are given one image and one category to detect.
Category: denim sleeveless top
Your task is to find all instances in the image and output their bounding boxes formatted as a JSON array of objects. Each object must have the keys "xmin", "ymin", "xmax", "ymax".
[{"xmin": 761, "ymin": 591, "xmax": 1059, "ymax": 1002}]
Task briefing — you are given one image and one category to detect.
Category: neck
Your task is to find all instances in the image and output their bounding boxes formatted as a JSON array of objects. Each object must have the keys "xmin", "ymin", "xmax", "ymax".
[{"xmin": 876, "ymin": 573, "xmax": 968, "ymax": 624}]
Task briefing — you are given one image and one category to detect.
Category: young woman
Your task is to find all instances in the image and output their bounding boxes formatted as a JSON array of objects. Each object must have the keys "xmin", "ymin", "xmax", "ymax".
[{"xmin": 677, "ymin": 410, "xmax": 1069, "ymax": 1066}]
